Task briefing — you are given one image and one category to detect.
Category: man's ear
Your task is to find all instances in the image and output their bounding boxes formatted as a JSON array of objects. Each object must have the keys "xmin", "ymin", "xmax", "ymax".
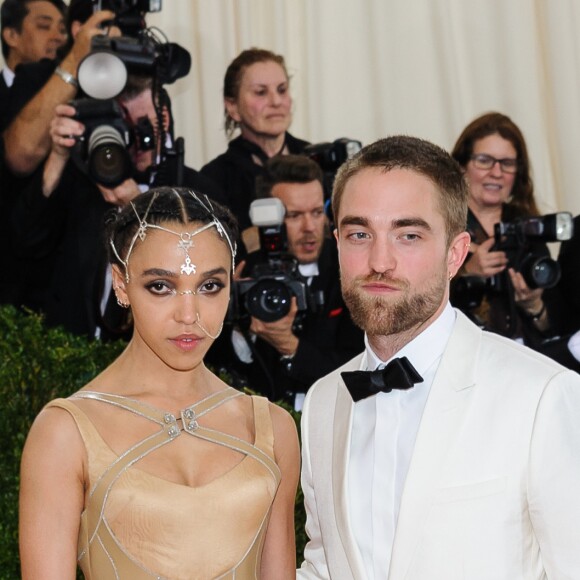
[
  {"xmin": 224, "ymin": 98, "xmax": 241, "ymax": 123},
  {"xmin": 111, "ymin": 264, "xmax": 130, "ymax": 306},
  {"xmin": 3, "ymin": 27, "xmax": 19, "ymax": 50},
  {"xmin": 447, "ymin": 231, "xmax": 471, "ymax": 278}
]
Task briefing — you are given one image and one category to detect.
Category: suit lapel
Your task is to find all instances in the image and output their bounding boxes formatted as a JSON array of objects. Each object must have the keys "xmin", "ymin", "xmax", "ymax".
[
  {"xmin": 388, "ymin": 312, "xmax": 480, "ymax": 580},
  {"xmin": 332, "ymin": 354, "xmax": 368, "ymax": 579}
]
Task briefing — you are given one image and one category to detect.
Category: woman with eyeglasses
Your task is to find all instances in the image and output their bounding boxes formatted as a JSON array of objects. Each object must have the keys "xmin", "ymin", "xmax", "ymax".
[{"xmin": 450, "ymin": 111, "xmax": 555, "ymax": 346}]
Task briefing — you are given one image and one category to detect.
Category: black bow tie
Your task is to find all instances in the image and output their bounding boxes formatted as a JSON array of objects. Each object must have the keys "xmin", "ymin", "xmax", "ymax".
[{"xmin": 341, "ymin": 357, "xmax": 424, "ymax": 402}]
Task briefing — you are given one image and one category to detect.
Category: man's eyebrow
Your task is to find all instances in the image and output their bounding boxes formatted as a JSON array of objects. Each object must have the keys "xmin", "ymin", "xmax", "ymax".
[
  {"xmin": 392, "ymin": 217, "xmax": 431, "ymax": 231},
  {"xmin": 338, "ymin": 215, "xmax": 370, "ymax": 228},
  {"xmin": 338, "ymin": 216, "xmax": 432, "ymax": 231}
]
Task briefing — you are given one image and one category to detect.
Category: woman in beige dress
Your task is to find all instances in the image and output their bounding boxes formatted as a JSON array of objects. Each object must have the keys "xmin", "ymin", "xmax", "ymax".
[{"xmin": 19, "ymin": 187, "xmax": 300, "ymax": 579}]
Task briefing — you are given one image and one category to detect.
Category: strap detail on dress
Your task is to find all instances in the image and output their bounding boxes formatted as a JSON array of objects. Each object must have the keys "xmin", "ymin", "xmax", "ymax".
[{"xmin": 251, "ymin": 395, "xmax": 275, "ymax": 458}]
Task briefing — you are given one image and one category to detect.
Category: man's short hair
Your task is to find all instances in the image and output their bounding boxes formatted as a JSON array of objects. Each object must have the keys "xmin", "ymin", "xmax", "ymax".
[
  {"xmin": 256, "ymin": 154, "xmax": 324, "ymax": 199},
  {"xmin": 332, "ymin": 135, "xmax": 468, "ymax": 246},
  {"xmin": 1, "ymin": 0, "xmax": 67, "ymax": 59}
]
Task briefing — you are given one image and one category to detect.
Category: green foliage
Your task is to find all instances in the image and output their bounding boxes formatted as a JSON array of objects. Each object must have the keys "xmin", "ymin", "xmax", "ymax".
[
  {"xmin": 0, "ymin": 306, "xmax": 126, "ymax": 578},
  {"xmin": 268, "ymin": 397, "xmax": 307, "ymax": 563},
  {"xmin": 0, "ymin": 305, "xmax": 307, "ymax": 576}
]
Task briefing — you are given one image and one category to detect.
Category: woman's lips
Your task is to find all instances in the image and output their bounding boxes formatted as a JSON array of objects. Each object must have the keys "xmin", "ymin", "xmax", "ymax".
[{"xmin": 169, "ymin": 335, "xmax": 204, "ymax": 351}]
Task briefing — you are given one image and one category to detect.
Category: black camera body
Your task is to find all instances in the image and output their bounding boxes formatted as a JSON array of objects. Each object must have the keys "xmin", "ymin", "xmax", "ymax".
[
  {"xmin": 71, "ymin": 98, "xmax": 154, "ymax": 187},
  {"xmin": 303, "ymin": 138, "xmax": 362, "ymax": 202},
  {"xmin": 491, "ymin": 212, "xmax": 574, "ymax": 290},
  {"xmin": 228, "ymin": 199, "xmax": 312, "ymax": 324},
  {"xmin": 94, "ymin": 0, "xmax": 161, "ymax": 35},
  {"xmin": 303, "ymin": 138, "xmax": 362, "ymax": 173}
]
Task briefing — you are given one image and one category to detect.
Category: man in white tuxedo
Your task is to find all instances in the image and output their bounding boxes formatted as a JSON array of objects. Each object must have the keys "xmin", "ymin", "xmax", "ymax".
[{"xmin": 297, "ymin": 135, "xmax": 580, "ymax": 580}]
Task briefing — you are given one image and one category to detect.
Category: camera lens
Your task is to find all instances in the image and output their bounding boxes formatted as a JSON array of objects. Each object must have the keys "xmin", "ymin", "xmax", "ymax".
[
  {"xmin": 246, "ymin": 279, "xmax": 293, "ymax": 322},
  {"xmin": 521, "ymin": 255, "xmax": 561, "ymax": 289},
  {"xmin": 88, "ymin": 125, "xmax": 132, "ymax": 187}
]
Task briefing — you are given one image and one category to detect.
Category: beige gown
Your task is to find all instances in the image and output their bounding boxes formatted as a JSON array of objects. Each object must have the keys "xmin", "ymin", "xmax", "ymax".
[{"xmin": 46, "ymin": 387, "xmax": 281, "ymax": 579}]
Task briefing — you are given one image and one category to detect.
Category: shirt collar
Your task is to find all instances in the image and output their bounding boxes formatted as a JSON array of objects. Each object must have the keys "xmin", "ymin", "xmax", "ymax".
[
  {"xmin": 363, "ymin": 302, "xmax": 456, "ymax": 376},
  {"xmin": 298, "ymin": 261, "xmax": 319, "ymax": 278},
  {"xmin": 2, "ymin": 67, "xmax": 15, "ymax": 88}
]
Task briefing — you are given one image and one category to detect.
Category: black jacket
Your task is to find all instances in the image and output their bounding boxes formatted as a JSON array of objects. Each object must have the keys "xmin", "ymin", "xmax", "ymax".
[
  {"xmin": 11, "ymin": 154, "xmax": 225, "ymax": 339},
  {"xmin": 201, "ymin": 132, "xmax": 310, "ymax": 231},
  {"xmin": 206, "ymin": 238, "xmax": 364, "ymax": 402}
]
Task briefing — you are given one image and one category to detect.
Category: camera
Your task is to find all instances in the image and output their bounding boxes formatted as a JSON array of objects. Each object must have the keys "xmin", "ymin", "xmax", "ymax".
[
  {"xmin": 451, "ymin": 212, "xmax": 574, "ymax": 318},
  {"xmin": 70, "ymin": 97, "xmax": 154, "ymax": 187},
  {"xmin": 92, "ymin": 0, "xmax": 161, "ymax": 36},
  {"xmin": 78, "ymin": 1, "xmax": 191, "ymax": 100},
  {"xmin": 304, "ymin": 138, "xmax": 362, "ymax": 172},
  {"xmin": 303, "ymin": 138, "xmax": 362, "ymax": 201},
  {"xmin": 69, "ymin": 1, "xmax": 190, "ymax": 186},
  {"xmin": 228, "ymin": 199, "xmax": 311, "ymax": 324},
  {"xmin": 491, "ymin": 212, "xmax": 574, "ymax": 290}
]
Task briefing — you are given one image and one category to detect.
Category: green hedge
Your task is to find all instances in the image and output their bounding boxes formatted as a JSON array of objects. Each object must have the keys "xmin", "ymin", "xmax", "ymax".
[{"xmin": 0, "ymin": 305, "xmax": 306, "ymax": 577}]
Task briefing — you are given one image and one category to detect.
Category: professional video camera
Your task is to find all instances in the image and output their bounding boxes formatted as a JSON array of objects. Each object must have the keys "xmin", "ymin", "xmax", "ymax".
[
  {"xmin": 69, "ymin": 0, "xmax": 191, "ymax": 186},
  {"xmin": 70, "ymin": 98, "xmax": 154, "ymax": 186},
  {"xmin": 303, "ymin": 138, "xmax": 362, "ymax": 202},
  {"xmin": 228, "ymin": 198, "xmax": 313, "ymax": 324}
]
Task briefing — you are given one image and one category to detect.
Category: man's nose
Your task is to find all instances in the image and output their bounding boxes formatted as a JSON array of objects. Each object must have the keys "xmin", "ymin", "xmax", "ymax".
[
  {"xmin": 368, "ymin": 239, "xmax": 396, "ymax": 274},
  {"xmin": 301, "ymin": 214, "xmax": 315, "ymax": 232}
]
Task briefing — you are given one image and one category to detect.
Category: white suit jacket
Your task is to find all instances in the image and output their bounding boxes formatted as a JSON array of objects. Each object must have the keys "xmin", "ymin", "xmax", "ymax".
[{"xmin": 297, "ymin": 310, "xmax": 580, "ymax": 580}]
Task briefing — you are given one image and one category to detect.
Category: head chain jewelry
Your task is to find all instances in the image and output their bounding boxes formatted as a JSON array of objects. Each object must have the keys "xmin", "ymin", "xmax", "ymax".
[{"xmin": 110, "ymin": 189, "xmax": 237, "ymax": 284}]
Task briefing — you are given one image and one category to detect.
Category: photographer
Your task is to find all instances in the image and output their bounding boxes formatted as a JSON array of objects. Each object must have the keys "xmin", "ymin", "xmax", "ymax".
[
  {"xmin": 0, "ymin": 0, "xmax": 67, "ymax": 130},
  {"xmin": 206, "ymin": 155, "xmax": 364, "ymax": 406},
  {"xmin": 2, "ymin": 0, "xmax": 118, "ymax": 174},
  {"xmin": 450, "ymin": 112, "xmax": 562, "ymax": 348},
  {"xmin": 11, "ymin": 73, "xmax": 224, "ymax": 339}
]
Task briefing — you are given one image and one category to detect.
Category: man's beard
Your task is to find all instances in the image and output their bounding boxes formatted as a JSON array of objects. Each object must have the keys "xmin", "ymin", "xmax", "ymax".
[{"xmin": 342, "ymin": 269, "xmax": 447, "ymax": 336}]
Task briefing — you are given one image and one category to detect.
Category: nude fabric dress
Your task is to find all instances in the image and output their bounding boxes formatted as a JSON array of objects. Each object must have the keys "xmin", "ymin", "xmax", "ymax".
[{"xmin": 46, "ymin": 387, "xmax": 281, "ymax": 579}]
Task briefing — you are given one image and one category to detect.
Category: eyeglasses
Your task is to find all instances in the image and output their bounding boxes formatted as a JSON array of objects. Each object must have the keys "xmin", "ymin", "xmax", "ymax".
[{"xmin": 470, "ymin": 153, "xmax": 518, "ymax": 174}]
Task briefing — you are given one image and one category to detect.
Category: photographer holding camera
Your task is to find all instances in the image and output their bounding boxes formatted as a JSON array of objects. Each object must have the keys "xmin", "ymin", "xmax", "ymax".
[
  {"xmin": 207, "ymin": 155, "xmax": 364, "ymax": 406},
  {"xmin": 11, "ymin": 70, "xmax": 224, "ymax": 339},
  {"xmin": 449, "ymin": 112, "xmax": 567, "ymax": 349}
]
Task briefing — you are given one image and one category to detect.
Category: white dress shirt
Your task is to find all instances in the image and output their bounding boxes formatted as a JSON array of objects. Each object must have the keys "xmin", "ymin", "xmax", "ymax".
[
  {"xmin": 348, "ymin": 303, "xmax": 456, "ymax": 579},
  {"xmin": 2, "ymin": 67, "xmax": 15, "ymax": 88}
]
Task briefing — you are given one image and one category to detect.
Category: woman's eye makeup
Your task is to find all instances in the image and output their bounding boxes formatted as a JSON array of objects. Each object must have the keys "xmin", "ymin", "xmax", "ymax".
[{"xmin": 145, "ymin": 280, "xmax": 174, "ymax": 295}]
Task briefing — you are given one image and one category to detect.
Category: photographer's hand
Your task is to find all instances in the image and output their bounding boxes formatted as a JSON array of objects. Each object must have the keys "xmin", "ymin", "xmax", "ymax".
[
  {"xmin": 463, "ymin": 237, "xmax": 508, "ymax": 278},
  {"xmin": 250, "ymin": 297, "xmax": 299, "ymax": 356},
  {"xmin": 97, "ymin": 179, "xmax": 141, "ymax": 208},
  {"xmin": 60, "ymin": 11, "xmax": 118, "ymax": 79},
  {"xmin": 509, "ymin": 268, "xmax": 549, "ymax": 331},
  {"xmin": 42, "ymin": 104, "xmax": 85, "ymax": 198}
]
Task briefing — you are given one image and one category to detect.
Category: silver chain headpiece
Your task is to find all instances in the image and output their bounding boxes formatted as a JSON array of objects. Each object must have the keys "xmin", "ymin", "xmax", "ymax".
[{"xmin": 110, "ymin": 189, "xmax": 237, "ymax": 283}]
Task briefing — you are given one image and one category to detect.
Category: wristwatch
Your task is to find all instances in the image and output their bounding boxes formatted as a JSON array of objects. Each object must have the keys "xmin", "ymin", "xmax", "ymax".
[{"xmin": 54, "ymin": 66, "xmax": 78, "ymax": 88}]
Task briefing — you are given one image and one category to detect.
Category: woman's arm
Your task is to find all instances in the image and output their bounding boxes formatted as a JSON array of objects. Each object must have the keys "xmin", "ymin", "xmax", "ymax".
[
  {"xmin": 19, "ymin": 406, "xmax": 86, "ymax": 580},
  {"xmin": 260, "ymin": 403, "xmax": 300, "ymax": 579}
]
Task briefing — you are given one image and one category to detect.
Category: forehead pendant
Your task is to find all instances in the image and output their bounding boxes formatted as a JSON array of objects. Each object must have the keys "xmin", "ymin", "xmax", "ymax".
[{"xmin": 177, "ymin": 234, "xmax": 196, "ymax": 275}]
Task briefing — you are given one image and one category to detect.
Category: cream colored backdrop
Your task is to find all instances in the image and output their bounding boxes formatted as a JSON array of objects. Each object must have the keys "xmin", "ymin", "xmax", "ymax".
[
  {"xmin": 3, "ymin": 1, "xmax": 580, "ymax": 215},
  {"xmin": 145, "ymin": 0, "xmax": 580, "ymax": 218}
]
